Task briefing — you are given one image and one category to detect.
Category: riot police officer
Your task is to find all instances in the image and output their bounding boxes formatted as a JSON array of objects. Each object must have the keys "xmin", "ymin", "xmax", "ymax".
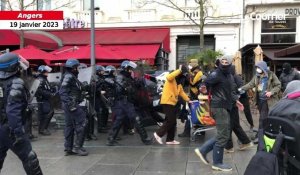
[
  {"xmin": 0, "ymin": 53, "xmax": 43, "ymax": 174},
  {"xmin": 98, "ymin": 65, "xmax": 117, "ymax": 131},
  {"xmin": 107, "ymin": 61, "xmax": 151, "ymax": 146},
  {"xmin": 59, "ymin": 59, "xmax": 88, "ymax": 156},
  {"xmin": 35, "ymin": 65, "xmax": 55, "ymax": 136},
  {"xmin": 86, "ymin": 65, "xmax": 106, "ymax": 140}
]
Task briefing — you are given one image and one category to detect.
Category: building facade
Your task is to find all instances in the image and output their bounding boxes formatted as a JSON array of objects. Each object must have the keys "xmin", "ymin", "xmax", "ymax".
[
  {"xmin": 242, "ymin": 0, "xmax": 300, "ymax": 46},
  {"xmin": 240, "ymin": 0, "xmax": 300, "ymax": 80},
  {"xmin": 1, "ymin": 0, "xmax": 246, "ymax": 70}
]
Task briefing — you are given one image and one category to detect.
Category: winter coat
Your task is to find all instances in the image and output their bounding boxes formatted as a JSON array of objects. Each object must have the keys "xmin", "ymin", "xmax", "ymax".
[
  {"xmin": 241, "ymin": 71, "xmax": 281, "ymax": 108},
  {"xmin": 190, "ymin": 71, "xmax": 203, "ymax": 98},
  {"xmin": 160, "ymin": 69, "xmax": 190, "ymax": 106}
]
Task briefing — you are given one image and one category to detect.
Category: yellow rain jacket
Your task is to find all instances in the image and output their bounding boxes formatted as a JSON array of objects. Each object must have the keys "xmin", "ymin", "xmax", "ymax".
[{"xmin": 160, "ymin": 69, "xmax": 190, "ymax": 105}]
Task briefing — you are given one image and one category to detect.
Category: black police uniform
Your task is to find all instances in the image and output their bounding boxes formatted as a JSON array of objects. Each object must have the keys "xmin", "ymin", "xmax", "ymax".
[
  {"xmin": 107, "ymin": 70, "xmax": 151, "ymax": 146},
  {"xmin": 35, "ymin": 74, "xmax": 54, "ymax": 135},
  {"xmin": 0, "ymin": 53, "xmax": 43, "ymax": 175},
  {"xmin": 59, "ymin": 70, "xmax": 87, "ymax": 155},
  {"xmin": 92, "ymin": 74, "xmax": 109, "ymax": 133}
]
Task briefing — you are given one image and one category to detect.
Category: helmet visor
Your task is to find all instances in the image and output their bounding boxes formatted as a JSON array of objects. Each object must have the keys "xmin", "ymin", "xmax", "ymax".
[
  {"xmin": 44, "ymin": 65, "xmax": 52, "ymax": 73},
  {"xmin": 128, "ymin": 61, "xmax": 137, "ymax": 69},
  {"xmin": 18, "ymin": 55, "xmax": 29, "ymax": 70}
]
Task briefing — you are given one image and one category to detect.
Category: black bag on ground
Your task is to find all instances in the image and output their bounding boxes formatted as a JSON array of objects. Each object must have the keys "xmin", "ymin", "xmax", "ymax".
[{"xmin": 244, "ymin": 129, "xmax": 284, "ymax": 175}]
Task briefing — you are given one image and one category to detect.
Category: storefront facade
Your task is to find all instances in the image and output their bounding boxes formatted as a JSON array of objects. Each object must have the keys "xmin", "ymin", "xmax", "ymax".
[{"xmin": 240, "ymin": 2, "xmax": 300, "ymax": 80}]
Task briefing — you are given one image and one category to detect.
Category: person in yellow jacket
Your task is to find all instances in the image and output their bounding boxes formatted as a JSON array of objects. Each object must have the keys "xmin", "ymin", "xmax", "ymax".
[
  {"xmin": 153, "ymin": 65, "xmax": 190, "ymax": 145},
  {"xmin": 178, "ymin": 60, "xmax": 204, "ymax": 137},
  {"xmin": 190, "ymin": 66, "xmax": 204, "ymax": 99}
]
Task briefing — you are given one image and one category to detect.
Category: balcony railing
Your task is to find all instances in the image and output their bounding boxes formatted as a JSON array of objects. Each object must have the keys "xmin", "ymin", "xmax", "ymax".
[{"xmin": 125, "ymin": 9, "xmax": 157, "ymax": 22}]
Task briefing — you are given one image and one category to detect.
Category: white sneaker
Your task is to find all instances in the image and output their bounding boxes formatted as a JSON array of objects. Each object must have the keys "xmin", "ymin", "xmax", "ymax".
[
  {"xmin": 166, "ymin": 140, "xmax": 180, "ymax": 145},
  {"xmin": 153, "ymin": 132, "xmax": 163, "ymax": 144}
]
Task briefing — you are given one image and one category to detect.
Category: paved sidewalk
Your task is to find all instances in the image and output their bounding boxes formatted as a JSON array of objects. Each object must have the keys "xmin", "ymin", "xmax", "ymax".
[{"xmin": 2, "ymin": 112, "xmax": 258, "ymax": 175}]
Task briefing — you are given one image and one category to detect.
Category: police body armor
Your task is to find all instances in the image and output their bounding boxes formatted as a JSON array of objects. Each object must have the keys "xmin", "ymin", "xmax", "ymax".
[
  {"xmin": 0, "ymin": 78, "xmax": 13, "ymax": 124},
  {"xmin": 61, "ymin": 72, "xmax": 84, "ymax": 106},
  {"xmin": 115, "ymin": 71, "xmax": 136, "ymax": 103},
  {"xmin": 102, "ymin": 75, "xmax": 117, "ymax": 107},
  {"xmin": 36, "ymin": 75, "xmax": 52, "ymax": 101}
]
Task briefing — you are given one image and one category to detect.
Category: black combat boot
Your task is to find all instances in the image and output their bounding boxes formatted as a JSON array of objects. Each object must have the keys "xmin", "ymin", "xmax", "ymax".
[
  {"xmin": 106, "ymin": 126, "xmax": 121, "ymax": 146},
  {"xmin": 42, "ymin": 110, "xmax": 54, "ymax": 135},
  {"xmin": 73, "ymin": 131, "xmax": 88, "ymax": 156},
  {"xmin": 23, "ymin": 151, "xmax": 43, "ymax": 175},
  {"xmin": 134, "ymin": 116, "xmax": 152, "ymax": 145}
]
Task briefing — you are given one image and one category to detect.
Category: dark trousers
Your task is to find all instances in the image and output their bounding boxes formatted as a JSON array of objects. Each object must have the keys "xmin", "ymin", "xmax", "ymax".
[
  {"xmin": 225, "ymin": 106, "xmax": 251, "ymax": 149},
  {"xmin": 38, "ymin": 101, "xmax": 54, "ymax": 132},
  {"xmin": 257, "ymin": 100, "xmax": 269, "ymax": 129},
  {"xmin": 62, "ymin": 104, "xmax": 87, "ymax": 151},
  {"xmin": 95, "ymin": 100, "xmax": 109, "ymax": 129},
  {"xmin": 24, "ymin": 108, "xmax": 33, "ymax": 136},
  {"xmin": 0, "ymin": 125, "xmax": 32, "ymax": 167},
  {"xmin": 109, "ymin": 99, "xmax": 149, "ymax": 143},
  {"xmin": 156, "ymin": 104, "xmax": 177, "ymax": 142},
  {"xmin": 239, "ymin": 96, "xmax": 254, "ymax": 127}
]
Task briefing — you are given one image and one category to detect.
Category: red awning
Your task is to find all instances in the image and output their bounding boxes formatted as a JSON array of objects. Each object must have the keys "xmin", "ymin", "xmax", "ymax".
[
  {"xmin": 103, "ymin": 44, "xmax": 160, "ymax": 64},
  {"xmin": 48, "ymin": 28, "xmax": 170, "ymax": 52},
  {"xmin": 23, "ymin": 32, "xmax": 59, "ymax": 50},
  {"xmin": 50, "ymin": 45, "xmax": 127, "ymax": 64},
  {"xmin": 12, "ymin": 45, "xmax": 58, "ymax": 65},
  {"xmin": 0, "ymin": 30, "xmax": 20, "ymax": 46}
]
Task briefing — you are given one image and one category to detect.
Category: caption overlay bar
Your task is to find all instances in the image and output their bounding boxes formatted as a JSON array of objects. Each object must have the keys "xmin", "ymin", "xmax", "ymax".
[{"xmin": 0, "ymin": 11, "xmax": 63, "ymax": 30}]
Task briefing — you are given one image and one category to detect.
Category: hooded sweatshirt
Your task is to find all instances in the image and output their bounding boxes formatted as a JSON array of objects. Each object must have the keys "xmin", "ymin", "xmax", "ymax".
[{"xmin": 256, "ymin": 61, "xmax": 269, "ymax": 101}]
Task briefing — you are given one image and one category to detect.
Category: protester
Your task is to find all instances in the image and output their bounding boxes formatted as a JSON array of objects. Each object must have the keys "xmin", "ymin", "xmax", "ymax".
[
  {"xmin": 178, "ymin": 59, "xmax": 203, "ymax": 137},
  {"xmin": 239, "ymin": 61, "xmax": 281, "ymax": 129},
  {"xmin": 153, "ymin": 65, "xmax": 190, "ymax": 145},
  {"xmin": 224, "ymin": 65, "xmax": 253, "ymax": 153},
  {"xmin": 194, "ymin": 55, "xmax": 243, "ymax": 171},
  {"xmin": 279, "ymin": 62, "xmax": 300, "ymax": 92}
]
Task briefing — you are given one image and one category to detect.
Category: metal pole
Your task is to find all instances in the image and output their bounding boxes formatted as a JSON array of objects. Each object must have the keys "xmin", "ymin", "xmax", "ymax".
[{"xmin": 90, "ymin": 0, "xmax": 95, "ymax": 75}]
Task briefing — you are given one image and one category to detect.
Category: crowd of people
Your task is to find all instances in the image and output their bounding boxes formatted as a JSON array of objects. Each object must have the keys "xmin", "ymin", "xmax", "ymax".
[{"xmin": 0, "ymin": 51, "xmax": 299, "ymax": 174}]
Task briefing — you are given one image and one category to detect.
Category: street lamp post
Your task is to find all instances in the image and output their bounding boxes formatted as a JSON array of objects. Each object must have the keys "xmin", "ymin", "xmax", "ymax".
[{"xmin": 90, "ymin": 0, "xmax": 95, "ymax": 75}]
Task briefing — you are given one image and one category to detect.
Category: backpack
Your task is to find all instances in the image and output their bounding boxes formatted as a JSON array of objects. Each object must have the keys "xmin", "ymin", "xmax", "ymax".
[{"xmin": 244, "ymin": 129, "xmax": 284, "ymax": 175}]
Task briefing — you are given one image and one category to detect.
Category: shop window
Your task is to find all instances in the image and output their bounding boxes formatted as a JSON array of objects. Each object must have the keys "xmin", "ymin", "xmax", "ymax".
[
  {"xmin": 261, "ymin": 34, "xmax": 295, "ymax": 43},
  {"xmin": 261, "ymin": 18, "xmax": 296, "ymax": 43}
]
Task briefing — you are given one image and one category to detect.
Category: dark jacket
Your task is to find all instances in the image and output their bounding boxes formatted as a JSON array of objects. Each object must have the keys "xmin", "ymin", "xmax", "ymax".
[
  {"xmin": 0, "ymin": 76, "xmax": 29, "ymax": 137},
  {"xmin": 279, "ymin": 70, "xmax": 300, "ymax": 91},
  {"xmin": 59, "ymin": 71, "xmax": 83, "ymax": 106},
  {"xmin": 35, "ymin": 74, "xmax": 52, "ymax": 101},
  {"xmin": 204, "ymin": 67, "xmax": 235, "ymax": 110}
]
